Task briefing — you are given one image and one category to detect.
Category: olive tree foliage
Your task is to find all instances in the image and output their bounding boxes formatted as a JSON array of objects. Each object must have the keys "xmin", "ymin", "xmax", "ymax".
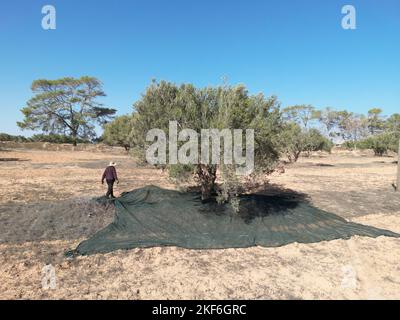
[
  {"xmin": 279, "ymin": 123, "xmax": 333, "ymax": 163},
  {"xmin": 279, "ymin": 104, "xmax": 333, "ymax": 163},
  {"xmin": 130, "ymin": 80, "xmax": 283, "ymax": 202},
  {"xmin": 102, "ymin": 115, "xmax": 134, "ymax": 151},
  {"xmin": 279, "ymin": 123, "xmax": 303, "ymax": 162},
  {"xmin": 18, "ymin": 77, "xmax": 116, "ymax": 146}
]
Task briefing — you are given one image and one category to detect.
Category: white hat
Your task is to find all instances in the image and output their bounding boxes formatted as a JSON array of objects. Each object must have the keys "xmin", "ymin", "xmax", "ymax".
[{"xmin": 109, "ymin": 161, "xmax": 117, "ymax": 166}]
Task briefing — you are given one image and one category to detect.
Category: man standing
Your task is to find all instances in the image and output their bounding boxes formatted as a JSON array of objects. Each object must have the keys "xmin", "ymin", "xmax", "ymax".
[{"xmin": 102, "ymin": 162, "xmax": 119, "ymax": 198}]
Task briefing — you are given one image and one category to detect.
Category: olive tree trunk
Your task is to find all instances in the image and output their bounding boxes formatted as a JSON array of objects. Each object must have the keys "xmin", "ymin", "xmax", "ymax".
[{"xmin": 196, "ymin": 164, "xmax": 217, "ymax": 201}]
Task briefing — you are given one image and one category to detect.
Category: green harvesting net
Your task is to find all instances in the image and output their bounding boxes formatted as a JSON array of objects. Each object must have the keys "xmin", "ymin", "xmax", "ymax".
[{"xmin": 70, "ymin": 185, "xmax": 400, "ymax": 256}]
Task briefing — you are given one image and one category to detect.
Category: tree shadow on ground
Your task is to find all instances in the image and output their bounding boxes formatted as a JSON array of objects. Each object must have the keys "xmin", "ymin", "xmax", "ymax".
[
  {"xmin": 237, "ymin": 184, "xmax": 311, "ymax": 223},
  {"xmin": 191, "ymin": 183, "xmax": 311, "ymax": 224}
]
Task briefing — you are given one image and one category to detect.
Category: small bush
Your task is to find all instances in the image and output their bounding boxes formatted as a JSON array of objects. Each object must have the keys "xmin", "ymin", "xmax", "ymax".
[
  {"xmin": 304, "ymin": 128, "xmax": 334, "ymax": 154},
  {"xmin": 280, "ymin": 124, "xmax": 333, "ymax": 162}
]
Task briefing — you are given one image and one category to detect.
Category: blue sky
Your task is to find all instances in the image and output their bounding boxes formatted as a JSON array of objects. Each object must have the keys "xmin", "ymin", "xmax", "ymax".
[{"xmin": 0, "ymin": 0, "xmax": 399, "ymax": 136}]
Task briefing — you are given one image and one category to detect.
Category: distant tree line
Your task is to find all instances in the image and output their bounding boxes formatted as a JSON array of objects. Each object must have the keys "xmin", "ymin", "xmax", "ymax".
[
  {"xmin": 102, "ymin": 85, "xmax": 400, "ymax": 162},
  {"xmin": 280, "ymin": 105, "xmax": 400, "ymax": 156},
  {"xmin": 15, "ymin": 76, "xmax": 398, "ymax": 157},
  {"xmin": 10, "ymin": 76, "xmax": 399, "ymax": 201},
  {"xmin": 0, "ymin": 133, "xmax": 89, "ymax": 144}
]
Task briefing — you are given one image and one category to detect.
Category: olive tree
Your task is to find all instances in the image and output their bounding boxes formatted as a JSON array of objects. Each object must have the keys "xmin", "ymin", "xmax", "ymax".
[
  {"xmin": 279, "ymin": 123, "xmax": 333, "ymax": 163},
  {"xmin": 130, "ymin": 80, "xmax": 282, "ymax": 201},
  {"xmin": 102, "ymin": 115, "xmax": 134, "ymax": 151}
]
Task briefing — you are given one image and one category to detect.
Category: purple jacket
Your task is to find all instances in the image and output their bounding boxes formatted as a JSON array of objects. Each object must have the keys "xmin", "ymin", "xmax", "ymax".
[{"xmin": 102, "ymin": 166, "xmax": 118, "ymax": 182}]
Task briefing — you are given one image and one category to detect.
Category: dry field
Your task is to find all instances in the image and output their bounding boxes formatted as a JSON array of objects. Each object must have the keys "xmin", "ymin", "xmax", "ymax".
[{"xmin": 1, "ymin": 144, "xmax": 400, "ymax": 299}]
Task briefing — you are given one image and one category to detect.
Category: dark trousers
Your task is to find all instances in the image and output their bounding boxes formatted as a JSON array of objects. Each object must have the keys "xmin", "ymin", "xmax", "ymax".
[{"xmin": 106, "ymin": 179, "xmax": 115, "ymax": 198}]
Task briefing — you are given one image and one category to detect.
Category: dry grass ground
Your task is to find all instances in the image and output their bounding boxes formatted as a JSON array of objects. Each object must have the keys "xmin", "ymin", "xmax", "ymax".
[{"xmin": 0, "ymin": 145, "xmax": 400, "ymax": 299}]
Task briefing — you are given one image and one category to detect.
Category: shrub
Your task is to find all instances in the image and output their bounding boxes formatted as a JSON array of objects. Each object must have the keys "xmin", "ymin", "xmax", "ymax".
[
  {"xmin": 279, "ymin": 124, "xmax": 332, "ymax": 162},
  {"xmin": 102, "ymin": 115, "xmax": 134, "ymax": 151},
  {"xmin": 303, "ymin": 128, "xmax": 334, "ymax": 154},
  {"xmin": 347, "ymin": 132, "xmax": 399, "ymax": 156}
]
